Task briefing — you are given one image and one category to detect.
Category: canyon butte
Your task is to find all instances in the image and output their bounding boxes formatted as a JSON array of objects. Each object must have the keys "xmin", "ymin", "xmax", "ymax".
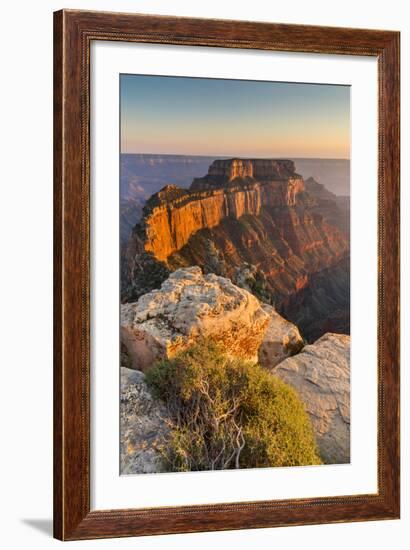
[{"xmin": 122, "ymin": 158, "xmax": 350, "ymax": 342}]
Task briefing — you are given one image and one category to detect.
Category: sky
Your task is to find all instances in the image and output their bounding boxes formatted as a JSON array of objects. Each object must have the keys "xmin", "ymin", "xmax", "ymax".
[{"xmin": 120, "ymin": 74, "xmax": 350, "ymax": 159}]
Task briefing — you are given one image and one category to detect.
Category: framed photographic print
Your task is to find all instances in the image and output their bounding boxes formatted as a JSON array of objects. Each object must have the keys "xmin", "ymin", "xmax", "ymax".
[{"xmin": 53, "ymin": 9, "xmax": 400, "ymax": 540}]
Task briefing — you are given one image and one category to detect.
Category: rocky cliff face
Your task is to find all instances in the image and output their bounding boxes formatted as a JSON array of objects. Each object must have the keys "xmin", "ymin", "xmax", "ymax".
[
  {"xmin": 129, "ymin": 168, "xmax": 305, "ymax": 263},
  {"xmin": 204, "ymin": 158, "xmax": 297, "ymax": 182}
]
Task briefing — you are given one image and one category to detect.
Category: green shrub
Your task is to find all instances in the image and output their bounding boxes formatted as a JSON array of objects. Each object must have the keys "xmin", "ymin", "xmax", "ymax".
[{"xmin": 146, "ymin": 339, "xmax": 321, "ymax": 471}]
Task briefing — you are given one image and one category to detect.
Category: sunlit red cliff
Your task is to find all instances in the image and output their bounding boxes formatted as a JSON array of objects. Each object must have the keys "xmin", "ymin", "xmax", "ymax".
[{"xmin": 122, "ymin": 158, "xmax": 350, "ymax": 341}]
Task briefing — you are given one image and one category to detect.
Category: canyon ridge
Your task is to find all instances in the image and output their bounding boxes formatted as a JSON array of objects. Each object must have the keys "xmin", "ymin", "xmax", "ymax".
[{"xmin": 122, "ymin": 158, "xmax": 350, "ymax": 342}]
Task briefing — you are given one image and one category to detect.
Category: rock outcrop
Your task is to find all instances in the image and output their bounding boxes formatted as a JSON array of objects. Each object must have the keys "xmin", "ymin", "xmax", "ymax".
[
  {"xmin": 259, "ymin": 305, "xmax": 304, "ymax": 369},
  {"xmin": 121, "ymin": 266, "xmax": 303, "ymax": 372},
  {"xmin": 120, "ymin": 367, "xmax": 170, "ymax": 474},
  {"xmin": 121, "ymin": 267, "xmax": 270, "ymax": 370},
  {"xmin": 273, "ymin": 333, "xmax": 350, "ymax": 464}
]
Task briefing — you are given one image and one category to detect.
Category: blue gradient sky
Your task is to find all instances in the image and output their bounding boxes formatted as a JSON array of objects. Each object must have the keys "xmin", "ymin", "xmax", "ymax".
[{"xmin": 120, "ymin": 74, "xmax": 350, "ymax": 159}]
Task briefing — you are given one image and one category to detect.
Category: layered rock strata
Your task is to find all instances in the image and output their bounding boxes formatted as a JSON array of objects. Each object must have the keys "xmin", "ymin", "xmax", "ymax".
[
  {"xmin": 204, "ymin": 158, "xmax": 298, "ymax": 183},
  {"xmin": 126, "ymin": 159, "xmax": 305, "ymax": 263},
  {"xmin": 122, "ymin": 158, "xmax": 350, "ymax": 341}
]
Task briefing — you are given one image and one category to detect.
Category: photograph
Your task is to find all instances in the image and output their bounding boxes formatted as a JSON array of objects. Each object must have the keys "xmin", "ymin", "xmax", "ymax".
[
  {"xmin": 119, "ymin": 74, "xmax": 351, "ymax": 475},
  {"xmin": 0, "ymin": 1, "xmax": 404, "ymax": 546}
]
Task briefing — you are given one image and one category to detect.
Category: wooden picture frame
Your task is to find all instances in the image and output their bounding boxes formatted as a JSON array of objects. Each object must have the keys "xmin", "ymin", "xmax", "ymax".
[{"xmin": 54, "ymin": 9, "xmax": 400, "ymax": 541}]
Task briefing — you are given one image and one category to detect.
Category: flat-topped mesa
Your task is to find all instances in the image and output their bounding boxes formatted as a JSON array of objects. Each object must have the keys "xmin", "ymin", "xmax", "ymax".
[
  {"xmin": 209, "ymin": 158, "xmax": 297, "ymax": 181},
  {"xmin": 131, "ymin": 160, "xmax": 305, "ymax": 263},
  {"xmin": 191, "ymin": 158, "xmax": 299, "ymax": 190}
]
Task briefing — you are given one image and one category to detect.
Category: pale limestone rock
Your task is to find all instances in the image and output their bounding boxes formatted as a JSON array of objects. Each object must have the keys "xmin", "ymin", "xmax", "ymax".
[
  {"xmin": 273, "ymin": 333, "xmax": 350, "ymax": 464},
  {"xmin": 259, "ymin": 305, "xmax": 304, "ymax": 369},
  {"xmin": 121, "ymin": 267, "xmax": 270, "ymax": 371},
  {"xmin": 120, "ymin": 367, "xmax": 170, "ymax": 475}
]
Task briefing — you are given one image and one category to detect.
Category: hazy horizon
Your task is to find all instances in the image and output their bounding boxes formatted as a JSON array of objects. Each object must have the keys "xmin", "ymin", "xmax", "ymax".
[
  {"xmin": 120, "ymin": 75, "xmax": 350, "ymax": 159},
  {"xmin": 121, "ymin": 152, "xmax": 350, "ymax": 161}
]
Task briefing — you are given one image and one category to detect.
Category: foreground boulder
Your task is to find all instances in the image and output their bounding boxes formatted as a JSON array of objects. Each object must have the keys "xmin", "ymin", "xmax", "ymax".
[
  {"xmin": 259, "ymin": 305, "xmax": 304, "ymax": 368},
  {"xmin": 120, "ymin": 367, "xmax": 169, "ymax": 474},
  {"xmin": 121, "ymin": 267, "xmax": 271, "ymax": 371},
  {"xmin": 273, "ymin": 333, "xmax": 350, "ymax": 464}
]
